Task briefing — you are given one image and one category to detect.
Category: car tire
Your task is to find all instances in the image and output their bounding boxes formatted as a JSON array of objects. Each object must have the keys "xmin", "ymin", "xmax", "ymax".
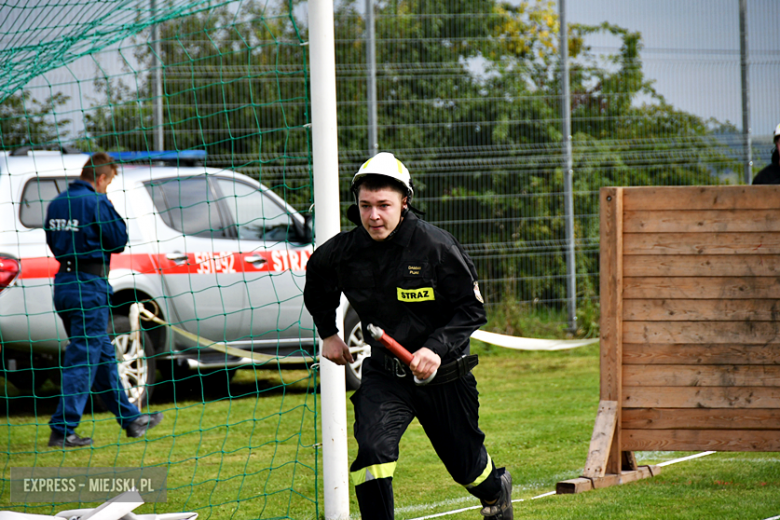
[
  {"xmin": 107, "ymin": 315, "xmax": 156, "ymax": 409},
  {"xmin": 344, "ymin": 307, "xmax": 370, "ymax": 391}
]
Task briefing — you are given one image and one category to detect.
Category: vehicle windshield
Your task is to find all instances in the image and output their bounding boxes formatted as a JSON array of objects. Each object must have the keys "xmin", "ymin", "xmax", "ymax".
[{"xmin": 216, "ymin": 179, "xmax": 293, "ymax": 242}]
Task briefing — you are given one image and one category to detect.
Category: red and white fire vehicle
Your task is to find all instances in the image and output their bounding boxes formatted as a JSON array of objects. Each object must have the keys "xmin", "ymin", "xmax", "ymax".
[{"xmin": 0, "ymin": 149, "xmax": 367, "ymax": 406}]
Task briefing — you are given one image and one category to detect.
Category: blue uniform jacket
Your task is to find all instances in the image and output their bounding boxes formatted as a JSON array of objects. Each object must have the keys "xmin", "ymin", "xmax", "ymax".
[{"xmin": 45, "ymin": 180, "xmax": 128, "ymax": 267}]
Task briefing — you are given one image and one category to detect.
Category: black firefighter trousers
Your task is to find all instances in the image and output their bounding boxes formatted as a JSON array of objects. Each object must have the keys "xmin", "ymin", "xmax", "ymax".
[{"xmin": 349, "ymin": 359, "xmax": 503, "ymax": 519}]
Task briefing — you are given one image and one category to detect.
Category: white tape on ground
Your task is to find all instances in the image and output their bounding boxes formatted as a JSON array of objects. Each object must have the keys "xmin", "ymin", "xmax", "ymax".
[
  {"xmin": 404, "ymin": 452, "xmax": 714, "ymax": 520},
  {"xmin": 471, "ymin": 330, "xmax": 598, "ymax": 351},
  {"xmin": 657, "ymin": 451, "xmax": 716, "ymax": 467},
  {"xmin": 406, "ymin": 490, "xmax": 556, "ymax": 520},
  {"xmin": 761, "ymin": 516, "xmax": 780, "ymax": 520}
]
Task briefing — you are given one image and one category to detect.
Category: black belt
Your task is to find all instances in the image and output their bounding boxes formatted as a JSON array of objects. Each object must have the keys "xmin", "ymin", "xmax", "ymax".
[
  {"xmin": 433, "ymin": 354, "xmax": 479, "ymax": 385},
  {"xmin": 376, "ymin": 350, "xmax": 479, "ymax": 386},
  {"xmin": 58, "ymin": 259, "xmax": 109, "ymax": 278}
]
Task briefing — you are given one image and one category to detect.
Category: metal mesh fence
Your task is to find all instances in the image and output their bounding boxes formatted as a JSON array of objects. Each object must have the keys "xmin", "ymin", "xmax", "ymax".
[
  {"xmin": 4, "ymin": 0, "xmax": 780, "ymax": 327},
  {"xmin": 331, "ymin": 0, "xmax": 779, "ymax": 330}
]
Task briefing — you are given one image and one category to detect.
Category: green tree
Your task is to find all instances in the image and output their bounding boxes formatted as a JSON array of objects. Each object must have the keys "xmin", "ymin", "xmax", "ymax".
[
  {"xmin": 80, "ymin": 0, "xmax": 739, "ymax": 312},
  {"xmin": 0, "ymin": 91, "xmax": 71, "ymax": 150},
  {"xmin": 328, "ymin": 0, "xmax": 737, "ymax": 307},
  {"xmin": 83, "ymin": 0, "xmax": 311, "ymax": 199}
]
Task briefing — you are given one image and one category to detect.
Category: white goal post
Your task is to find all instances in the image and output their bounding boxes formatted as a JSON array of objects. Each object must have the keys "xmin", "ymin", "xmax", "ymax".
[{"xmin": 308, "ymin": 0, "xmax": 351, "ymax": 518}]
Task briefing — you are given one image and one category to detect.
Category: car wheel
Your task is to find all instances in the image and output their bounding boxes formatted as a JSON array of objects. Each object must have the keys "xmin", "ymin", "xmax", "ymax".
[
  {"xmin": 108, "ymin": 315, "xmax": 156, "ymax": 408},
  {"xmin": 344, "ymin": 307, "xmax": 370, "ymax": 390}
]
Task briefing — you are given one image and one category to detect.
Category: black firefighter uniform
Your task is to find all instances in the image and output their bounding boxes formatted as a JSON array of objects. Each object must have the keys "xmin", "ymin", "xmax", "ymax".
[{"xmin": 304, "ymin": 211, "xmax": 504, "ymax": 519}]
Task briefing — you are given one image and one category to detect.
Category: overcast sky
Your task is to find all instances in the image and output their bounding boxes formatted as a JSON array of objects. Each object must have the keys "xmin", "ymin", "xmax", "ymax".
[{"xmin": 568, "ymin": 0, "xmax": 780, "ymax": 153}]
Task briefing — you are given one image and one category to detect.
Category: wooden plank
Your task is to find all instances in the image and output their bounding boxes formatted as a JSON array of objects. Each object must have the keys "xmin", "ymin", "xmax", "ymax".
[
  {"xmin": 624, "ymin": 255, "xmax": 780, "ymax": 277},
  {"xmin": 623, "ymin": 343, "xmax": 780, "ymax": 365},
  {"xmin": 623, "ymin": 386, "xmax": 780, "ymax": 409},
  {"xmin": 591, "ymin": 474, "xmax": 620, "ymax": 489},
  {"xmin": 582, "ymin": 401, "xmax": 618, "ymax": 479},
  {"xmin": 622, "ymin": 186, "xmax": 780, "ymax": 211},
  {"xmin": 623, "ymin": 321, "xmax": 780, "ymax": 345},
  {"xmin": 617, "ymin": 466, "xmax": 658, "ymax": 485},
  {"xmin": 599, "ymin": 187, "xmax": 623, "ymax": 475},
  {"xmin": 624, "ymin": 232, "xmax": 780, "ymax": 255},
  {"xmin": 624, "ymin": 277, "xmax": 780, "ymax": 299},
  {"xmin": 557, "ymin": 467, "xmax": 661, "ymax": 494},
  {"xmin": 622, "ymin": 408, "xmax": 780, "ymax": 430},
  {"xmin": 623, "ymin": 299, "xmax": 780, "ymax": 322},
  {"xmin": 624, "ymin": 209, "xmax": 780, "ymax": 233},
  {"xmin": 623, "ymin": 429, "xmax": 780, "ymax": 452},
  {"xmin": 623, "ymin": 365, "xmax": 780, "ymax": 387},
  {"xmin": 556, "ymin": 477, "xmax": 593, "ymax": 494}
]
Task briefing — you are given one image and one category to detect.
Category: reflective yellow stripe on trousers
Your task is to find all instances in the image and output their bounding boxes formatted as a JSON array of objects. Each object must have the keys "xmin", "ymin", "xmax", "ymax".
[
  {"xmin": 351, "ymin": 461, "xmax": 398, "ymax": 486},
  {"xmin": 465, "ymin": 454, "xmax": 492, "ymax": 489}
]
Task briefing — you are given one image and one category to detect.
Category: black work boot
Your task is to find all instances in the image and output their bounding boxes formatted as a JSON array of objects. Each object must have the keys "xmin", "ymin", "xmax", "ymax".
[
  {"xmin": 126, "ymin": 412, "xmax": 164, "ymax": 438},
  {"xmin": 480, "ymin": 468, "xmax": 513, "ymax": 520},
  {"xmin": 49, "ymin": 431, "xmax": 93, "ymax": 448}
]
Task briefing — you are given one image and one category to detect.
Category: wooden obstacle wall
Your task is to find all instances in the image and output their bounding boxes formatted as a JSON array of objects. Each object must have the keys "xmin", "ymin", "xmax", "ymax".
[{"xmin": 558, "ymin": 186, "xmax": 780, "ymax": 494}]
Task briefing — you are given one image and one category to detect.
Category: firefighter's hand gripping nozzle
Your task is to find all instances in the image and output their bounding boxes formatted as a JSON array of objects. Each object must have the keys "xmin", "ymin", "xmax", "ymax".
[{"xmin": 367, "ymin": 324, "xmax": 437, "ymax": 385}]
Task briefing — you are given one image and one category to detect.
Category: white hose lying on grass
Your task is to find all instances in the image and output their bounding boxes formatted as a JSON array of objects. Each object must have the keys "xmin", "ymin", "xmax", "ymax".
[{"xmin": 471, "ymin": 329, "xmax": 598, "ymax": 351}]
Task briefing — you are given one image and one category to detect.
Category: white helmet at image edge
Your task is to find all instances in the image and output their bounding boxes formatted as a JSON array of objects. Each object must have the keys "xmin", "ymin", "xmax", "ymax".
[
  {"xmin": 352, "ymin": 152, "xmax": 413, "ymax": 198},
  {"xmin": 774, "ymin": 123, "xmax": 780, "ymax": 142}
]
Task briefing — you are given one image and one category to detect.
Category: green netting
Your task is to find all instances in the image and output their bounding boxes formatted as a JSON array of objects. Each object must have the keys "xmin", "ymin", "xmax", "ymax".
[
  {"xmin": 0, "ymin": 0, "xmax": 241, "ymax": 103},
  {"xmin": 1, "ymin": 0, "xmax": 319, "ymax": 519}
]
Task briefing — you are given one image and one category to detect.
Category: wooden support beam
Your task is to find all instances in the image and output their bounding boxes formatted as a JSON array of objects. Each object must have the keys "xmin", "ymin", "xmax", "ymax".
[
  {"xmin": 599, "ymin": 187, "xmax": 624, "ymax": 476},
  {"xmin": 556, "ymin": 477, "xmax": 593, "ymax": 494},
  {"xmin": 557, "ymin": 466, "xmax": 661, "ymax": 495},
  {"xmin": 582, "ymin": 401, "xmax": 618, "ymax": 478}
]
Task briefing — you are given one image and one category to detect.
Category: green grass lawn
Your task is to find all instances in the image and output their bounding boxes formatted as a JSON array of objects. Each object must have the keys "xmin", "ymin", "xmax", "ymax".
[{"xmin": 3, "ymin": 342, "xmax": 780, "ymax": 519}]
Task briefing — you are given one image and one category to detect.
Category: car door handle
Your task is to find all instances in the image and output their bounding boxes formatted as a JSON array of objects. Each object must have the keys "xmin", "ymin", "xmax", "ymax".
[
  {"xmin": 245, "ymin": 256, "xmax": 267, "ymax": 265},
  {"xmin": 166, "ymin": 252, "xmax": 188, "ymax": 264}
]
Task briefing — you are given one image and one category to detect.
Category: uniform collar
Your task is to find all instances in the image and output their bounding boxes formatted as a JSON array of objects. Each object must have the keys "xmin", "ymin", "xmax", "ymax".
[
  {"xmin": 71, "ymin": 179, "xmax": 96, "ymax": 192},
  {"xmin": 354, "ymin": 210, "xmax": 417, "ymax": 248}
]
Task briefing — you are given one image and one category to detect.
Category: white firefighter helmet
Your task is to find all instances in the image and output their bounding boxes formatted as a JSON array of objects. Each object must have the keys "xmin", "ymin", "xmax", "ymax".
[
  {"xmin": 351, "ymin": 152, "xmax": 414, "ymax": 200},
  {"xmin": 774, "ymin": 123, "xmax": 780, "ymax": 142}
]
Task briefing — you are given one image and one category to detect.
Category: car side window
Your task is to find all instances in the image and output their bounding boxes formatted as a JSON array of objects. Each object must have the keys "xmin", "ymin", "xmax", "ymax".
[
  {"xmin": 216, "ymin": 179, "xmax": 292, "ymax": 242},
  {"xmin": 146, "ymin": 176, "xmax": 230, "ymax": 238},
  {"xmin": 19, "ymin": 177, "xmax": 71, "ymax": 228}
]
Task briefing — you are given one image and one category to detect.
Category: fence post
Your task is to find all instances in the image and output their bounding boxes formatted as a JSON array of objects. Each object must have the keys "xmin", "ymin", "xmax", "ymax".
[
  {"xmin": 150, "ymin": 0, "xmax": 164, "ymax": 152},
  {"xmin": 740, "ymin": 0, "xmax": 751, "ymax": 185},
  {"xmin": 309, "ymin": 0, "xmax": 350, "ymax": 518},
  {"xmin": 559, "ymin": 0, "xmax": 576, "ymax": 331},
  {"xmin": 366, "ymin": 0, "xmax": 378, "ymax": 157}
]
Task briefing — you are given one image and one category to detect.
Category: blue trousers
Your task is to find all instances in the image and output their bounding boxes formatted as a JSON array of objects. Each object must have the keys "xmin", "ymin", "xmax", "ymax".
[{"xmin": 49, "ymin": 273, "xmax": 140, "ymax": 436}]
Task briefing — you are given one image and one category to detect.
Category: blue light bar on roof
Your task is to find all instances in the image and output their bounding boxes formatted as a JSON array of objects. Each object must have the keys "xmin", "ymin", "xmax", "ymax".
[{"xmin": 93, "ymin": 150, "xmax": 207, "ymax": 162}]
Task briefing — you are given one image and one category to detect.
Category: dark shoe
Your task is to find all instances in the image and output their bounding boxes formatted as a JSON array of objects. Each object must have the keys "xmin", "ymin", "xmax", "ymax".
[
  {"xmin": 126, "ymin": 412, "xmax": 164, "ymax": 438},
  {"xmin": 49, "ymin": 431, "xmax": 93, "ymax": 448},
  {"xmin": 480, "ymin": 468, "xmax": 513, "ymax": 519}
]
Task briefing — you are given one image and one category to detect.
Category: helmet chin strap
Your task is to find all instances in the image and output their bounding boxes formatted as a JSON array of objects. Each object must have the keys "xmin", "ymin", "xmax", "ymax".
[{"xmin": 384, "ymin": 206, "xmax": 408, "ymax": 241}]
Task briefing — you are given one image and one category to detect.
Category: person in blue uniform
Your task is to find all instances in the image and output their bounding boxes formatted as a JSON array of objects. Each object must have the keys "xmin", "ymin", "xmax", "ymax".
[
  {"xmin": 46, "ymin": 152, "xmax": 162, "ymax": 448},
  {"xmin": 304, "ymin": 153, "xmax": 513, "ymax": 520}
]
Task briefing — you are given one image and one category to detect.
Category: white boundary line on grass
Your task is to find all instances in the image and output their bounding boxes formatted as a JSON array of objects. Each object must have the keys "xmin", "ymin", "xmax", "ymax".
[
  {"xmin": 407, "ymin": 490, "xmax": 556, "ymax": 520},
  {"xmin": 657, "ymin": 451, "xmax": 716, "ymax": 467},
  {"xmin": 406, "ymin": 452, "xmax": 717, "ymax": 520}
]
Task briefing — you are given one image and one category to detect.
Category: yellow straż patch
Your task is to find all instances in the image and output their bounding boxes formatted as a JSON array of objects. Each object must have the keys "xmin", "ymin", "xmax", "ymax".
[{"xmin": 397, "ymin": 287, "xmax": 435, "ymax": 302}]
